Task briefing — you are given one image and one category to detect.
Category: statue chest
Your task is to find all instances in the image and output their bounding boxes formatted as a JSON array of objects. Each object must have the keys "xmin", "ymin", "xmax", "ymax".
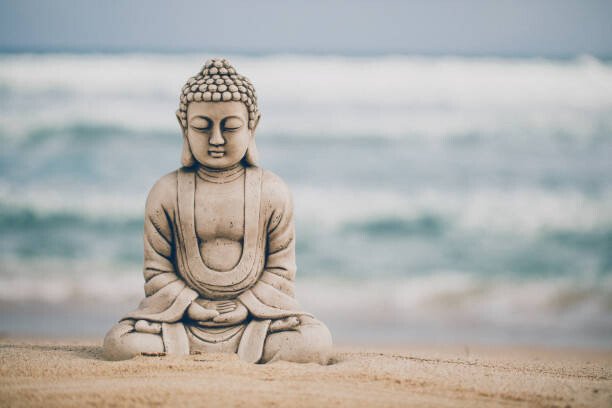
[
  {"xmin": 175, "ymin": 167, "xmax": 264, "ymax": 298},
  {"xmin": 193, "ymin": 178, "xmax": 245, "ymax": 271}
]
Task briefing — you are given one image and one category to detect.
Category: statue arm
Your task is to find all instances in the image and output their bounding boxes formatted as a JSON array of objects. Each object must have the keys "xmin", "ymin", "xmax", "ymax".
[
  {"xmin": 259, "ymin": 177, "xmax": 298, "ymax": 296},
  {"xmin": 238, "ymin": 172, "xmax": 309, "ymax": 320},
  {"xmin": 123, "ymin": 173, "xmax": 198, "ymax": 323},
  {"xmin": 142, "ymin": 182, "xmax": 177, "ymax": 295}
]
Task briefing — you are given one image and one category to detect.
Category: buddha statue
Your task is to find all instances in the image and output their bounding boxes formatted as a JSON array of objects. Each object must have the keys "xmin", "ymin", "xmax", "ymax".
[{"xmin": 103, "ymin": 58, "xmax": 332, "ymax": 363}]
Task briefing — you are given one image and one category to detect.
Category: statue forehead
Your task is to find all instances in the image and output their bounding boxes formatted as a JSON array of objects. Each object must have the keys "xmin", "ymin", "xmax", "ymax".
[{"xmin": 187, "ymin": 101, "xmax": 248, "ymax": 119}]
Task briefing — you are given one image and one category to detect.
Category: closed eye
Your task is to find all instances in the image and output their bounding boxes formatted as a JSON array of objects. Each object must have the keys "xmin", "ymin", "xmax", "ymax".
[
  {"xmin": 190, "ymin": 117, "xmax": 211, "ymax": 131},
  {"xmin": 222, "ymin": 116, "xmax": 244, "ymax": 132}
]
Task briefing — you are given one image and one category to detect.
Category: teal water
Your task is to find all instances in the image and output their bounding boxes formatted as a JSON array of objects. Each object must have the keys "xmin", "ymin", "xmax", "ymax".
[{"xmin": 0, "ymin": 53, "xmax": 611, "ymax": 346}]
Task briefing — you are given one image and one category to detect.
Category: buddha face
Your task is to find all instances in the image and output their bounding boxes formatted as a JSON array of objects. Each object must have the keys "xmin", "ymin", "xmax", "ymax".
[{"xmin": 185, "ymin": 101, "xmax": 254, "ymax": 169}]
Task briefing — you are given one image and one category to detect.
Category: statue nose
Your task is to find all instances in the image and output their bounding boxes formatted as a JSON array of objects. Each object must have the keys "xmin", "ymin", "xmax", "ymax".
[{"xmin": 209, "ymin": 127, "xmax": 225, "ymax": 146}]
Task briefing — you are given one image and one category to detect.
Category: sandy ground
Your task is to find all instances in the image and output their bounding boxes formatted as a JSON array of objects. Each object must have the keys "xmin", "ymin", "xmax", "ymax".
[{"xmin": 0, "ymin": 339, "xmax": 610, "ymax": 407}]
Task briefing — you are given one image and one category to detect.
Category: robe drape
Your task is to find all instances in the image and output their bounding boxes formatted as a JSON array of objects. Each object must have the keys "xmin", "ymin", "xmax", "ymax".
[{"xmin": 121, "ymin": 166, "xmax": 310, "ymax": 362}]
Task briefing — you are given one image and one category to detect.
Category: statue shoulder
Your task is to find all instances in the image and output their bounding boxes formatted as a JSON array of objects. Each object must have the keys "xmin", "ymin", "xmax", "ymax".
[
  {"xmin": 145, "ymin": 170, "xmax": 179, "ymax": 211},
  {"xmin": 260, "ymin": 168, "xmax": 293, "ymax": 210}
]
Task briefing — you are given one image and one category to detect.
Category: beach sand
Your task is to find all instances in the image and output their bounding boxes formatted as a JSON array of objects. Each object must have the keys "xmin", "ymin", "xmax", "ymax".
[{"xmin": 1, "ymin": 339, "xmax": 610, "ymax": 407}]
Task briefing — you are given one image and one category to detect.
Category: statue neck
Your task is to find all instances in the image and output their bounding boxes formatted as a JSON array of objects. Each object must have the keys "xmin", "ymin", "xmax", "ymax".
[{"xmin": 197, "ymin": 163, "xmax": 245, "ymax": 184}]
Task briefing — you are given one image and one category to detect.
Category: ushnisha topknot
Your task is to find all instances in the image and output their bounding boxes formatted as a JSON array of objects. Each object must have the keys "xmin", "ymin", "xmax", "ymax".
[{"xmin": 177, "ymin": 58, "xmax": 260, "ymax": 130}]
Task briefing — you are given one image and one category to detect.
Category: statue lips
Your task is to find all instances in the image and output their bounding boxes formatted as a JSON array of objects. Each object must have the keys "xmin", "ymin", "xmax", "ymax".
[{"xmin": 208, "ymin": 149, "xmax": 225, "ymax": 158}]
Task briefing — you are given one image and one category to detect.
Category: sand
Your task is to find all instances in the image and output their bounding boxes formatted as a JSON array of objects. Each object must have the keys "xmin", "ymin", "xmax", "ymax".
[{"xmin": 0, "ymin": 339, "xmax": 610, "ymax": 407}]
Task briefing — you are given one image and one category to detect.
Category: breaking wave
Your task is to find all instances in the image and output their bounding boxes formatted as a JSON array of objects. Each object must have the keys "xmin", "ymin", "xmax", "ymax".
[
  {"xmin": 1, "ymin": 53, "xmax": 612, "ymax": 141},
  {"xmin": 1, "ymin": 52, "xmax": 611, "ymax": 346}
]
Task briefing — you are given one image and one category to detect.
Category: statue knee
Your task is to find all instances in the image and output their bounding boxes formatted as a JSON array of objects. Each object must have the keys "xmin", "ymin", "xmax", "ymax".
[
  {"xmin": 261, "ymin": 318, "xmax": 332, "ymax": 364},
  {"xmin": 299, "ymin": 318, "xmax": 332, "ymax": 360},
  {"xmin": 103, "ymin": 320, "xmax": 164, "ymax": 361}
]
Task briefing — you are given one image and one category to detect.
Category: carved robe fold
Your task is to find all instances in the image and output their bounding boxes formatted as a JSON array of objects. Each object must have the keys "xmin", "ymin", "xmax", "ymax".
[{"xmin": 121, "ymin": 166, "xmax": 309, "ymax": 362}]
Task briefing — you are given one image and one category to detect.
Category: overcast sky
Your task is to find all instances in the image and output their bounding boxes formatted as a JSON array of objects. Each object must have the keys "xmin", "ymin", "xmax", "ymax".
[{"xmin": 1, "ymin": 0, "xmax": 611, "ymax": 57}]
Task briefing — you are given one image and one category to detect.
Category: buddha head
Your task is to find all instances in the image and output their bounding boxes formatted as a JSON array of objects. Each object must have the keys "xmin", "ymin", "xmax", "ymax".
[{"xmin": 176, "ymin": 58, "xmax": 261, "ymax": 169}]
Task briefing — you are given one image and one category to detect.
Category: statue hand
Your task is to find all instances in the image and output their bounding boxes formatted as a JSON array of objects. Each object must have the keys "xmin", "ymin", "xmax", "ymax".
[
  {"xmin": 269, "ymin": 316, "xmax": 300, "ymax": 333},
  {"xmin": 212, "ymin": 300, "xmax": 248, "ymax": 324},
  {"xmin": 187, "ymin": 301, "xmax": 220, "ymax": 321},
  {"xmin": 198, "ymin": 299, "xmax": 239, "ymax": 314}
]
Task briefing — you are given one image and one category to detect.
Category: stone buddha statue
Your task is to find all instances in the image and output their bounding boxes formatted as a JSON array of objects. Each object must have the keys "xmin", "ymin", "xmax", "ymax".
[{"xmin": 103, "ymin": 58, "xmax": 332, "ymax": 363}]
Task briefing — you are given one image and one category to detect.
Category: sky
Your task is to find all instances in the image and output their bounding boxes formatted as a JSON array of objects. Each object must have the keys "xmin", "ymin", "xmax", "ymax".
[{"xmin": 1, "ymin": 0, "xmax": 611, "ymax": 57}]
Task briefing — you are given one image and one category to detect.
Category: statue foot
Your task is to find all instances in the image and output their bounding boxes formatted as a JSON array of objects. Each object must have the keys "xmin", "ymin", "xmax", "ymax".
[
  {"xmin": 103, "ymin": 320, "xmax": 164, "ymax": 361},
  {"xmin": 260, "ymin": 317, "xmax": 332, "ymax": 364}
]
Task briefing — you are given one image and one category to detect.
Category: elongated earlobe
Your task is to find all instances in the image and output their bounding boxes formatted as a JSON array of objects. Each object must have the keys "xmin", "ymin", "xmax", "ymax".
[
  {"xmin": 176, "ymin": 109, "xmax": 195, "ymax": 167},
  {"xmin": 181, "ymin": 137, "xmax": 196, "ymax": 167},
  {"xmin": 244, "ymin": 137, "xmax": 259, "ymax": 166},
  {"xmin": 176, "ymin": 109, "xmax": 187, "ymax": 134},
  {"xmin": 244, "ymin": 114, "xmax": 260, "ymax": 166}
]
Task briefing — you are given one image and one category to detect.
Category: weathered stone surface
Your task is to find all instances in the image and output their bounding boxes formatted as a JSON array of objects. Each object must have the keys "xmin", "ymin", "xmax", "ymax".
[{"xmin": 104, "ymin": 58, "xmax": 331, "ymax": 364}]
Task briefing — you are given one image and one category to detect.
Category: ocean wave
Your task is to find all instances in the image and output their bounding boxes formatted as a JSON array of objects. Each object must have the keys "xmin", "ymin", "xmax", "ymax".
[
  {"xmin": 9, "ymin": 123, "xmax": 165, "ymax": 144},
  {"xmin": 343, "ymin": 214, "xmax": 446, "ymax": 237},
  {"xmin": 0, "ymin": 203, "xmax": 142, "ymax": 232},
  {"xmin": 0, "ymin": 186, "xmax": 146, "ymax": 220},
  {"xmin": 0, "ymin": 259, "xmax": 143, "ymax": 303},
  {"xmin": 2, "ymin": 53, "xmax": 611, "ymax": 345},
  {"xmin": 298, "ymin": 273, "xmax": 612, "ymax": 324},
  {"xmin": 2, "ymin": 187, "xmax": 610, "ymax": 282},
  {"xmin": 0, "ymin": 259, "xmax": 609, "ymax": 335},
  {"xmin": 2, "ymin": 53, "xmax": 612, "ymax": 141},
  {"xmin": 2, "ymin": 186, "xmax": 611, "ymax": 236},
  {"xmin": 293, "ymin": 187, "xmax": 612, "ymax": 235}
]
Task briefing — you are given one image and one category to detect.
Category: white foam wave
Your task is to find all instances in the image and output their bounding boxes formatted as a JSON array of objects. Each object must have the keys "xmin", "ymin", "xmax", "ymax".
[
  {"xmin": 2, "ymin": 181, "xmax": 611, "ymax": 235},
  {"xmin": 1, "ymin": 258, "xmax": 609, "ymax": 333},
  {"xmin": 0, "ymin": 259, "xmax": 143, "ymax": 303},
  {"xmin": 297, "ymin": 273, "xmax": 612, "ymax": 332},
  {"xmin": 0, "ymin": 181, "xmax": 147, "ymax": 219},
  {"xmin": 1, "ymin": 54, "xmax": 612, "ymax": 141},
  {"xmin": 293, "ymin": 187, "xmax": 612, "ymax": 235}
]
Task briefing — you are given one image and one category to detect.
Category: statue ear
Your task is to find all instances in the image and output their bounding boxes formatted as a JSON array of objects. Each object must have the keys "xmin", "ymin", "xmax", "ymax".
[
  {"xmin": 181, "ymin": 137, "xmax": 196, "ymax": 167},
  {"xmin": 252, "ymin": 113, "xmax": 260, "ymax": 133},
  {"xmin": 176, "ymin": 110, "xmax": 187, "ymax": 135},
  {"xmin": 244, "ymin": 114, "xmax": 260, "ymax": 166},
  {"xmin": 177, "ymin": 110, "xmax": 196, "ymax": 167},
  {"xmin": 244, "ymin": 138, "xmax": 259, "ymax": 166}
]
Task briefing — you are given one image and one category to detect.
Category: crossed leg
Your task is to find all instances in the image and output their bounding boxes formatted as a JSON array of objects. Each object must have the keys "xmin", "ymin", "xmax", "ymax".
[
  {"xmin": 260, "ymin": 316, "xmax": 332, "ymax": 364},
  {"xmin": 104, "ymin": 317, "xmax": 332, "ymax": 364},
  {"xmin": 103, "ymin": 320, "xmax": 164, "ymax": 361}
]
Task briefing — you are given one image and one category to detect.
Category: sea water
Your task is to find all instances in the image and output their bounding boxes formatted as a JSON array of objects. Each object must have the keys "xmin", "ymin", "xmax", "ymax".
[{"xmin": 0, "ymin": 53, "xmax": 611, "ymax": 347}]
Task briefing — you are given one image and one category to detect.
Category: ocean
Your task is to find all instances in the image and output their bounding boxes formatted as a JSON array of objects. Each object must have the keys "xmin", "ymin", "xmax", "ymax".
[{"xmin": 0, "ymin": 53, "xmax": 611, "ymax": 347}]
